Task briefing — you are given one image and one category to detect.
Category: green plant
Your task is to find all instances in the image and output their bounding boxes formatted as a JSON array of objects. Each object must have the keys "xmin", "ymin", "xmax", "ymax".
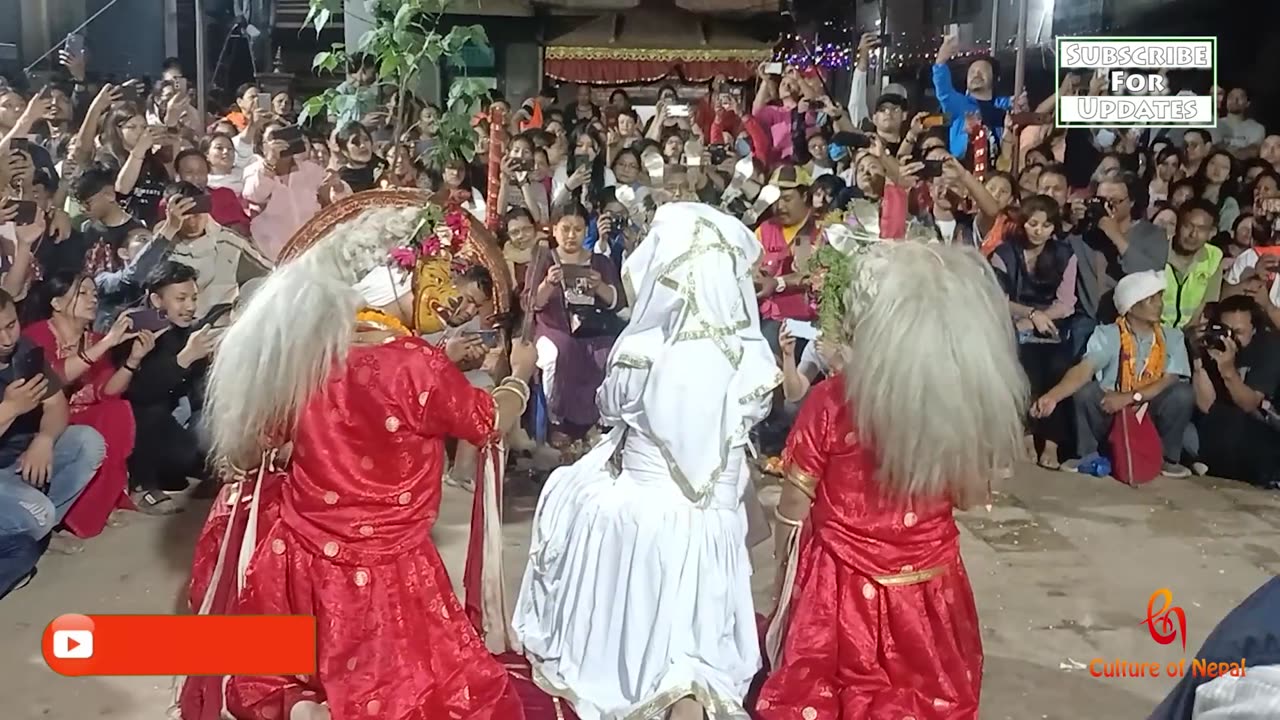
[
  {"xmin": 812, "ymin": 243, "xmax": 853, "ymax": 340},
  {"xmin": 301, "ymin": 0, "xmax": 494, "ymax": 169}
]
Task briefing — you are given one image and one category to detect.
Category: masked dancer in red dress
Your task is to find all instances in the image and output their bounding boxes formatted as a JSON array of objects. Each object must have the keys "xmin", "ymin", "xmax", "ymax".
[
  {"xmin": 755, "ymin": 241, "xmax": 1028, "ymax": 720},
  {"xmin": 191, "ymin": 192, "xmax": 537, "ymax": 720}
]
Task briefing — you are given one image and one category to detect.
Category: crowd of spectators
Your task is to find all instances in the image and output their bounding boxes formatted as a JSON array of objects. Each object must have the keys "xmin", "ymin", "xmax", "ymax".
[{"xmin": 2, "ymin": 31, "xmax": 1278, "ymax": 598}]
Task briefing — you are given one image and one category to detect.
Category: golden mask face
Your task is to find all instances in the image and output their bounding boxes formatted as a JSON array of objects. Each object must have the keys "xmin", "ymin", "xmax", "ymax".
[{"xmin": 412, "ymin": 257, "xmax": 464, "ymax": 334}]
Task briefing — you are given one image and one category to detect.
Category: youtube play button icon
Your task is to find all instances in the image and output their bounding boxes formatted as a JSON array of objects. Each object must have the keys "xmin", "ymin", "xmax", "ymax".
[
  {"xmin": 53, "ymin": 629, "xmax": 94, "ymax": 659},
  {"xmin": 43, "ymin": 614, "xmax": 98, "ymax": 674}
]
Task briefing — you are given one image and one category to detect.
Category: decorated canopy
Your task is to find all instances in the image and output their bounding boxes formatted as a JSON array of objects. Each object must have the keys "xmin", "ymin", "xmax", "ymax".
[{"xmin": 544, "ymin": 6, "xmax": 773, "ymax": 85}]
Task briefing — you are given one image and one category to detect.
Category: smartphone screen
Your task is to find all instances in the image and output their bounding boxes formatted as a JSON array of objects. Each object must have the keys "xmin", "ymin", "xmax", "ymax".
[
  {"xmin": 475, "ymin": 329, "xmax": 500, "ymax": 348},
  {"xmin": 765, "ymin": 63, "xmax": 783, "ymax": 75}
]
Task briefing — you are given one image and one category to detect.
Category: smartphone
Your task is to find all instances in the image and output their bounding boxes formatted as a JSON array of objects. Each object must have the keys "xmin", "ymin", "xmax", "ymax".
[
  {"xmin": 9, "ymin": 136, "xmax": 30, "ymax": 154},
  {"xmin": 257, "ymin": 93, "xmax": 272, "ymax": 113},
  {"xmin": 4, "ymin": 200, "xmax": 38, "ymax": 225},
  {"xmin": 64, "ymin": 33, "xmax": 86, "ymax": 57},
  {"xmin": 765, "ymin": 63, "xmax": 783, "ymax": 75},
  {"xmin": 685, "ymin": 154, "xmax": 702, "ymax": 167},
  {"xmin": 188, "ymin": 193, "xmax": 213, "ymax": 215},
  {"xmin": 13, "ymin": 346, "xmax": 64, "ymax": 399},
  {"xmin": 921, "ymin": 114, "xmax": 946, "ymax": 129},
  {"xmin": 120, "ymin": 80, "xmax": 144, "ymax": 104},
  {"xmin": 785, "ymin": 319, "xmax": 819, "ymax": 342},
  {"xmin": 1260, "ymin": 197, "xmax": 1280, "ymax": 215},
  {"xmin": 472, "ymin": 329, "xmax": 500, "ymax": 348},
  {"xmin": 919, "ymin": 160, "xmax": 946, "ymax": 179},
  {"xmin": 667, "ymin": 104, "xmax": 691, "ymax": 118},
  {"xmin": 273, "ymin": 125, "xmax": 308, "ymax": 157},
  {"xmin": 130, "ymin": 308, "xmax": 170, "ymax": 332}
]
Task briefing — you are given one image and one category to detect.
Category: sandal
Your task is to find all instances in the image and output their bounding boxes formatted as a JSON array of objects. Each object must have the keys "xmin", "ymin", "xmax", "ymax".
[
  {"xmin": 48, "ymin": 532, "xmax": 84, "ymax": 555},
  {"xmin": 131, "ymin": 490, "xmax": 183, "ymax": 516},
  {"xmin": 1037, "ymin": 455, "xmax": 1062, "ymax": 471}
]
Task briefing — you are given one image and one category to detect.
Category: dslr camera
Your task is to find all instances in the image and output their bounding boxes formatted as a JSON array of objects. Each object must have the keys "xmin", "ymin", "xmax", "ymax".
[
  {"xmin": 1200, "ymin": 322, "xmax": 1233, "ymax": 353},
  {"xmin": 1083, "ymin": 197, "xmax": 1112, "ymax": 227}
]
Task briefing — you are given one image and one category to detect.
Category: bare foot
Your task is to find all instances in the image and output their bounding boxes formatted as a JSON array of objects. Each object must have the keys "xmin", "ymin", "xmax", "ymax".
[{"xmin": 1037, "ymin": 441, "xmax": 1061, "ymax": 470}]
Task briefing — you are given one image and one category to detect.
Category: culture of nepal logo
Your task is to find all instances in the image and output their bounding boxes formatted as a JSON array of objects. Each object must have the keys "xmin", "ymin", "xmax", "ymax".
[{"xmin": 1088, "ymin": 588, "xmax": 1246, "ymax": 679}]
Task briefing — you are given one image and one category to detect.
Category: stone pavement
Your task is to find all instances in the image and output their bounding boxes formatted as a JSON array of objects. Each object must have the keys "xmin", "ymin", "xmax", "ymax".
[{"xmin": 2, "ymin": 463, "xmax": 1277, "ymax": 719}]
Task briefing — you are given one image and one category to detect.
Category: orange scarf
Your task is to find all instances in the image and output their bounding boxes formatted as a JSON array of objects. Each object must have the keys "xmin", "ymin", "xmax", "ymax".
[{"xmin": 1117, "ymin": 317, "xmax": 1166, "ymax": 393}]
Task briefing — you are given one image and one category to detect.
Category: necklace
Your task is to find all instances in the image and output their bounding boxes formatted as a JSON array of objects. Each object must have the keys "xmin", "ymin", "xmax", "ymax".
[{"xmin": 356, "ymin": 308, "xmax": 412, "ymax": 337}]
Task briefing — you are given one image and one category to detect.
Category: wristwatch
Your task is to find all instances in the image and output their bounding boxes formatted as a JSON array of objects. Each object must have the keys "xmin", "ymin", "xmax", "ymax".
[
  {"xmin": 1132, "ymin": 391, "xmax": 1144, "ymax": 405},
  {"xmin": 774, "ymin": 276, "xmax": 787, "ymax": 294}
]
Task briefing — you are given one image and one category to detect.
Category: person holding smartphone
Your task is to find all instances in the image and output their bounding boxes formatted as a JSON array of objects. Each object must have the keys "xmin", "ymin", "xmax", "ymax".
[
  {"xmin": 242, "ymin": 121, "xmax": 327, "ymax": 260},
  {"xmin": 0, "ymin": 289, "xmax": 106, "ymax": 551},
  {"xmin": 160, "ymin": 182, "xmax": 272, "ymax": 318}
]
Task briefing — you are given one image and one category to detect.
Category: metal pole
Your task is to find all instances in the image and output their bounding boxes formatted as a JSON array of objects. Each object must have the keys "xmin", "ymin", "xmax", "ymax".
[
  {"xmin": 1012, "ymin": 0, "xmax": 1029, "ymax": 98},
  {"xmin": 872, "ymin": 0, "xmax": 887, "ymax": 94},
  {"xmin": 989, "ymin": 0, "xmax": 1001, "ymax": 53},
  {"xmin": 195, "ymin": 0, "xmax": 207, "ymax": 123}
]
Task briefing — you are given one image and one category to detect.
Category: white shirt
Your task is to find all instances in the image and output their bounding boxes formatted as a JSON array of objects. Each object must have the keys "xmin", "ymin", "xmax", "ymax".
[
  {"xmin": 208, "ymin": 168, "xmax": 245, "ymax": 196},
  {"xmin": 552, "ymin": 165, "xmax": 617, "ymax": 206},
  {"xmin": 936, "ymin": 218, "xmax": 958, "ymax": 244},
  {"xmin": 1218, "ymin": 115, "xmax": 1266, "ymax": 151},
  {"xmin": 1226, "ymin": 249, "xmax": 1280, "ymax": 306}
]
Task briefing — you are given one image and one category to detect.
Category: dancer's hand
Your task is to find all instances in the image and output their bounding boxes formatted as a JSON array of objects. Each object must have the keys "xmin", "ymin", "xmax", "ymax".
[{"xmin": 509, "ymin": 339, "xmax": 537, "ymax": 383}]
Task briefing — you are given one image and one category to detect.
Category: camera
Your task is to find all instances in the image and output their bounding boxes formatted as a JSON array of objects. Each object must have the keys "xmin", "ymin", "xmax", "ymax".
[
  {"xmin": 1201, "ymin": 323, "xmax": 1233, "ymax": 353},
  {"xmin": 708, "ymin": 144, "xmax": 729, "ymax": 166}
]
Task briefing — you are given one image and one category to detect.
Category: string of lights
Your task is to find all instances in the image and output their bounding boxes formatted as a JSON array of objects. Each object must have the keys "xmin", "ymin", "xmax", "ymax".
[{"xmin": 773, "ymin": 27, "xmax": 1058, "ymax": 71}]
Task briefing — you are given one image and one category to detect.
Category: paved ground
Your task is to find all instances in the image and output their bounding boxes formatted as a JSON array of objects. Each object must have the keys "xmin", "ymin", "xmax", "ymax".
[{"xmin": 2, "ymin": 462, "xmax": 1278, "ymax": 719}]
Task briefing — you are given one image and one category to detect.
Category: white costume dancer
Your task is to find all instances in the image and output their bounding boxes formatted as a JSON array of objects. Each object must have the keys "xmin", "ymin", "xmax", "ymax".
[{"xmin": 513, "ymin": 203, "xmax": 781, "ymax": 719}]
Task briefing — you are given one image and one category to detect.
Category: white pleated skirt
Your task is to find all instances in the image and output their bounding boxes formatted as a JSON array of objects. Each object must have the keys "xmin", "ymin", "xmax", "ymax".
[{"xmin": 512, "ymin": 429, "xmax": 761, "ymax": 720}]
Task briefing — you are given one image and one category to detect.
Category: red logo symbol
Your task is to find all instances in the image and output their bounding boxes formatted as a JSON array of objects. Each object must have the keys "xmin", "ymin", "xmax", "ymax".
[{"xmin": 1142, "ymin": 588, "xmax": 1186, "ymax": 652}]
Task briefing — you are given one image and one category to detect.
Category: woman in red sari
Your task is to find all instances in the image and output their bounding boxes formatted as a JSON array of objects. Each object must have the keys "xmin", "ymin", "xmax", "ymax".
[
  {"xmin": 195, "ymin": 194, "xmax": 538, "ymax": 720},
  {"xmin": 756, "ymin": 242, "xmax": 1028, "ymax": 720},
  {"xmin": 23, "ymin": 271, "xmax": 159, "ymax": 537}
]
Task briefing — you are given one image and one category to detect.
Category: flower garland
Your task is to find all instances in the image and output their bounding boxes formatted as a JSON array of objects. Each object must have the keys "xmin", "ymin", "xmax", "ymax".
[
  {"xmin": 356, "ymin": 308, "xmax": 412, "ymax": 337},
  {"xmin": 388, "ymin": 204, "xmax": 472, "ymax": 272}
]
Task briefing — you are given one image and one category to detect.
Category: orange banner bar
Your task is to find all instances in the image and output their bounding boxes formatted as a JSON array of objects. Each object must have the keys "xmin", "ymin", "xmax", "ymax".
[{"xmin": 42, "ymin": 614, "xmax": 316, "ymax": 677}]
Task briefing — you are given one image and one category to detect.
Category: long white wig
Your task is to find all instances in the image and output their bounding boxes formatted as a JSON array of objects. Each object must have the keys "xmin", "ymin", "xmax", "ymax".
[
  {"xmin": 205, "ymin": 206, "xmax": 422, "ymax": 467},
  {"xmin": 841, "ymin": 241, "xmax": 1028, "ymax": 505}
]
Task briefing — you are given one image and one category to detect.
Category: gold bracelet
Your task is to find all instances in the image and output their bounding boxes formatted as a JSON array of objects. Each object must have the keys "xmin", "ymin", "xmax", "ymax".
[
  {"xmin": 774, "ymin": 507, "xmax": 803, "ymax": 528},
  {"xmin": 501, "ymin": 376, "xmax": 531, "ymax": 398},
  {"xmin": 492, "ymin": 384, "xmax": 529, "ymax": 409}
]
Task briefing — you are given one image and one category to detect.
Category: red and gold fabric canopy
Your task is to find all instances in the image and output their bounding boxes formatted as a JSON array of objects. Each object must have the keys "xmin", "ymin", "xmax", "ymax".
[{"xmin": 543, "ymin": 8, "xmax": 773, "ymax": 85}]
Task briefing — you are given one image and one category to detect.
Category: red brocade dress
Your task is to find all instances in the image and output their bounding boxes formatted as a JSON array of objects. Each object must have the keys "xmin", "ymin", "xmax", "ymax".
[
  {"xmin": 23, "ymin": 321, "xmax": 134, "ymax": 538},
  {"xmin": 214, "ymin": 337, "xmax": 524, "ymax": 720},
  {"xmin": 755, "ymin": 378, "xmax": 983, "ymax": 720}
]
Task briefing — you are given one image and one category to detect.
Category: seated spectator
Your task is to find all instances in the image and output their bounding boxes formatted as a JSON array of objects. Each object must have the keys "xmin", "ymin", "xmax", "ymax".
[
  {"xmin": 66, "ymin": 166, "xmax": 148, "ymax": 278},
  {"xmin": 124, "ymin": 262, "xmax": 216, "ymax": 513},
  {"xmin": 1192, "ymin": 149, "xmax": 1242, "ymax": 233},
  {"xmin": 23, "ymin": 272, "xmax": 157, "ymax": 532},
  {"xmin": 1163, "ymin": 200, "xmax": 1223, "ymax": 329},
  {"xmin": 173, "ymin": 149, "xmax": 251, "ymax": 236},
  {"xmin": 93, "ymin": 103, "xmax": 173, "ymax": 226},
  {"xmin": 529, "ymin": 204, "xmax": 625, "ymax": 452},
  {"xmin": 755, "ymin": 164, "xmax": 819, "ymax": 327},
  {"xmin": 1191, "ymin": 295, "xmax": 1280, "ymax": 487},
  {"xmin": 242, "ymin": 121, "xmax": 327, "ymax": 260},
  {"xmin": 552, "ymin": 126, "xmax": 616, "ymax": 210},
  {"xmin": 203, "ymin": 134, "xmax": 244, "ymax": 195},
  {"xmin": 334, "ymin": 121, "xmax": 387, "ymax": 193},
  {"xmin": 158, "ymin": 183, "xmax": 272, "ymax": 317},
  {"xmin": 0, "ymin": 289, "xmax": 105, "ymax": 550},
  {"xmin": 1066, "ymin": 169, "xmax": 1168, "ymax": 356},
  {"xmin": 991, "ymin": 195, "xmax": 1078, "ymax": 469},
  {"xmin": 1032, "ymin": 270, "xmax": 1194, "ymax": 477}
]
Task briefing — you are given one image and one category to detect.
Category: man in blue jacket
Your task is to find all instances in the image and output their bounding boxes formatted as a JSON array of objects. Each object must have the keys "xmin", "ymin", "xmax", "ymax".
[{"xmin": 932, "ymin": 34, "xmax": 1020, "ymax": 163}]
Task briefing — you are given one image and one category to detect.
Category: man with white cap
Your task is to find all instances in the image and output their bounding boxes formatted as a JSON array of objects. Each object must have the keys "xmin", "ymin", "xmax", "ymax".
[{"xmin": 1032, "ymin": 270, "xmax": 1195, "ymax": 477}]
